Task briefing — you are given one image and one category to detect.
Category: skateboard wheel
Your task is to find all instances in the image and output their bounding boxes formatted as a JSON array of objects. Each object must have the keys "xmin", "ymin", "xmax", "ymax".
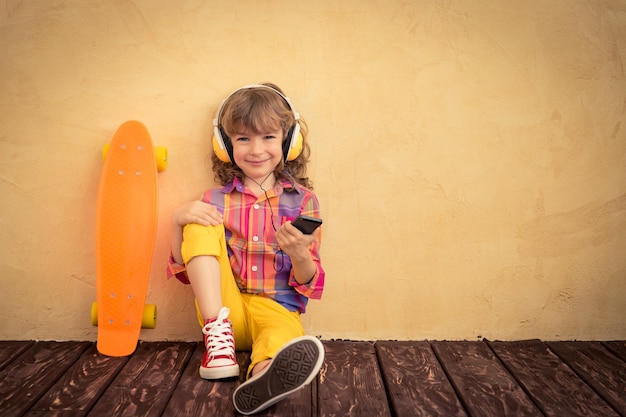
[
  {"xmin": 102, "ymin": 143, "xmax": 110, "ymax": 163},
  {"xmin": 142, "ymin": 304, "xmax": 157, "ymax": 329},
  {"xmin": 91, "ymin": 301, "xmax": 99, "ymax": 326},
  {"xmin": 155, "ymin": 147, "xmax": 168, "ymax": 172}
]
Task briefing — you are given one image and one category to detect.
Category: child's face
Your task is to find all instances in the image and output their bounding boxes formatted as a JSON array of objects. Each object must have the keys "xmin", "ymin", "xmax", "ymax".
[{"xmin": 231, "ymin": 128, "xmax": 284, "ymax": 183}]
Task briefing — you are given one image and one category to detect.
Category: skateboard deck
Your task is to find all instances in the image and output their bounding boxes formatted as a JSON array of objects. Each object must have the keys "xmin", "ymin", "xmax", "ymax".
[{"xmin": 94, "ymin": 120, "xmax": 165, "ymax": 356}]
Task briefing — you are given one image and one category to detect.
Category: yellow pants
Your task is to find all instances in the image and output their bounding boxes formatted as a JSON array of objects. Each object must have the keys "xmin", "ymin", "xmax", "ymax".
[{"xmin": 182, "ymin": 223, "xmax": 304, "ymax": 377}]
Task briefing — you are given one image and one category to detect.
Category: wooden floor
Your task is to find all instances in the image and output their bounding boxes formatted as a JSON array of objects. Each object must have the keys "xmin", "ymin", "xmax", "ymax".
[{"xmin": 0, "ymin": 339, "xmax": 624, "ymax": 417}]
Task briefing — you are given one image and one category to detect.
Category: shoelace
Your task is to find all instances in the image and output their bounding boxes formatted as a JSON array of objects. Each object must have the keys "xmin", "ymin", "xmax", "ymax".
[{"xmin": 202, "ymin": 310, "xmax": 236, "ymax": 360}]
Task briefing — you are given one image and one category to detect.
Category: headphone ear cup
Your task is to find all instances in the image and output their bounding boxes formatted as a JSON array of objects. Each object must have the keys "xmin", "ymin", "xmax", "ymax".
[
  {"xmin": 212, "ymin": 126, "xmax": 233, "ymax": 163},
  {"xmin": 284, "ymin": 123, "xmax": 303, "ymax": 162}
]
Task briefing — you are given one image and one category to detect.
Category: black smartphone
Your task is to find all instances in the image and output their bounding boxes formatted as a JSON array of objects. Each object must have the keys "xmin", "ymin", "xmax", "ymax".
[{"xmin": 291, "ymin": 215, "xmax": 323, "ymax": 234}]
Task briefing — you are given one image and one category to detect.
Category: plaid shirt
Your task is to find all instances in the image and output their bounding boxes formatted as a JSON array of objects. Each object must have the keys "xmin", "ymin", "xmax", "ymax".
[{"xmin": 167, "ymin": 177, "xmax": 324, "ymax": 313}]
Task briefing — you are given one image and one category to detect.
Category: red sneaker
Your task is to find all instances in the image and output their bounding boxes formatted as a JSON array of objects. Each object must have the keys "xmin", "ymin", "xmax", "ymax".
[{"xmin": 200, "ymin": 307, "xmax": 239, "ymax": 379}]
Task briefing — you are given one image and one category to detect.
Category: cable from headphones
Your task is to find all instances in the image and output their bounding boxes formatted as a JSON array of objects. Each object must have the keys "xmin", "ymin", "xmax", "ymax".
[{"xmin": 245, "ymin": 173, "xmax": 285, "ymax": 272}]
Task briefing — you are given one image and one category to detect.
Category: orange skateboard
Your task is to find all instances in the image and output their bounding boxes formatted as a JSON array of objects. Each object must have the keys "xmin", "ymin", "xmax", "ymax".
[{"xmin": 92, "ymin": 120, "xmax": 167, "ymax": 356}]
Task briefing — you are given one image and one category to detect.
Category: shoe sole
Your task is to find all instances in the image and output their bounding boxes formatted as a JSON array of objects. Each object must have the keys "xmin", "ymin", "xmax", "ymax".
[
  {"xmin": 199, "ymin": 363, "xmax": 240, "ymax": 380},
  {"xmin": 233, "ymin": 336, "xmax": 325, "ymax": 415}
]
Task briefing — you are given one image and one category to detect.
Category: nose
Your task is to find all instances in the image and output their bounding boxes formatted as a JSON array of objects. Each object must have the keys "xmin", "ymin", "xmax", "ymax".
[{"xmin": 250, "ymin": 138, "xmax": 264, "ymax": 154}]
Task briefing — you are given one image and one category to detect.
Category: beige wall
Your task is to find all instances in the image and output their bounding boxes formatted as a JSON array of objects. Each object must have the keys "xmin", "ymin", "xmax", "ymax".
[{"xmin": 1, "ymin": 0, "xmax": 625, "ymax": 342}]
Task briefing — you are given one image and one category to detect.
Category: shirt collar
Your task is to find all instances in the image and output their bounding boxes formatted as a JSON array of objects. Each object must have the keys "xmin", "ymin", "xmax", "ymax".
[{"xmin": 220, "ymin": 176, "xmax": 302, "ymax": 195}]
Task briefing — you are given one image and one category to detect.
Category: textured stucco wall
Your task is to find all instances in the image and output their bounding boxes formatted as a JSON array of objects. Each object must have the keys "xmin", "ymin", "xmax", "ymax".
[{"xmin": 1, "ymin": 0, "xmax": 625, "ymax": 342}]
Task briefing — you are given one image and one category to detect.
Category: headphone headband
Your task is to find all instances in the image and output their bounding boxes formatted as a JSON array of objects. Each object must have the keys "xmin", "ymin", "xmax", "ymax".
[{"xmin": 213, "ymin": 84, "xmax": 300, "ymax": 128}]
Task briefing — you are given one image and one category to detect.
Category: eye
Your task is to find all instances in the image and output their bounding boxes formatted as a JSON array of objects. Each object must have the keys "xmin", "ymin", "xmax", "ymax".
[
  {"xmin": 264, "ymin": 131, "xmax": 282, "ymax": 140},
  {"xmin": 235, "ymin": 136, "xmax": 249, "ymax": 142}
]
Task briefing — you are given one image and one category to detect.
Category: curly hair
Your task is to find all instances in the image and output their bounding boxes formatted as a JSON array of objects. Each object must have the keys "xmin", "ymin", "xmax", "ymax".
[{"xmin": 211, "ymin": 83, "xmax": 313, "ymax": 190}]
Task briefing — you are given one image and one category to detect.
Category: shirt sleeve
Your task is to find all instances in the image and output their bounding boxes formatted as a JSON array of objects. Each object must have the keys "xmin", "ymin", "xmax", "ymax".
[
  {"xmin": 287, "ymin": 191, "xmax": 325, "ymax": 299},
  {"xmin": 288, "ymin": 245, "xmax": 325, "ymax": 299},
  {"xmin": 166, "ymin": 253, "xmax": 190, "ymax": 285}
]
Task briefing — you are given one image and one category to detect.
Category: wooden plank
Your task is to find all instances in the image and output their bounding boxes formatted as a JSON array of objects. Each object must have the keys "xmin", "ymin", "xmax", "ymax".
[
  {"xmin": 490, "ymin": 340, "xmax": 618, "ymax": 417},
  {"xmin": 162, "ymin": 342, "xmax": 243, "ymax": 416},
  {"xmin": 547, "ymin": 341, "xmax": 626, "ymax": 416},
  {"xmin": 310, "ymin": 360, "xmax": 319, "ymax": 416},
  {"xmin": 0, "ymin": 341, "xmax": 91, "ymax": 417},
  {"xmin": 86, "ymin": 341, "xmax": 195, "ymax": 417},
  {"xmin": 24, "ymin": 343, "xmax": 130, "ymax": 417},
  {"xmin": 0, "ymin": 341, "xmax": 35, "ymax": 371},
  {"xmin": 603, "ymin": 341, "xmax": 626, "ymax": 362},
  {"xmin": 376, "ymin": 341, "xmax": 467, "ymax": 417},
  {"xmin": 432, "ymin": 341, "xmax": 541, "ymax": 417},
  {"xmin": 317, "ymin": 340, "xmax": 391, "ymax": 417}
]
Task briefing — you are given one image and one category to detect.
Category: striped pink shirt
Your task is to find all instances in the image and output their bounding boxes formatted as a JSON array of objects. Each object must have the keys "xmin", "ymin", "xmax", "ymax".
[{"xmin": 167, "ymin": 177, "xmax": 324, "ymax": 313}]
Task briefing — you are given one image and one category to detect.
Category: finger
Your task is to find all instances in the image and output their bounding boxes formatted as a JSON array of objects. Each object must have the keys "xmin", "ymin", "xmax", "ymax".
[
  {"xmin": 201, "ymin": 213, "xmax": 223, "ymax": 226},
  {"xmin": 283, "ymin": 221, "xmax": 304, "ymax": 237},
  {"xmin": 193, "ymin": 202, "xmax": 222, "ymax": 223}
]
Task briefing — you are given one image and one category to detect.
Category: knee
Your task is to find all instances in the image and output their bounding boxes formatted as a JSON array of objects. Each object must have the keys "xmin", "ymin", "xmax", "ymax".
[
  {"xmin": 181, "ymin": 223, "xmax": 226, "ymax": 265},
  {"xmin": 183, "ymin": 223, "xmax": 225, "ymax": 239}
]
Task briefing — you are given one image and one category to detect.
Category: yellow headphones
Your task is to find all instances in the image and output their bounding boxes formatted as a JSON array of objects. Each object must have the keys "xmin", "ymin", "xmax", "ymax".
[{"xmin": 212, "ymin": 84, "xmax": 303, "ymax": 164}]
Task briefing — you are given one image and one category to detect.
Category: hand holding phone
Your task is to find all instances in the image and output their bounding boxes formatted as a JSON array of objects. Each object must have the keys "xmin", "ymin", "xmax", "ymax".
[{"xmin": 291, "ymin": 215, "xmax": 322, "ymax": 234}]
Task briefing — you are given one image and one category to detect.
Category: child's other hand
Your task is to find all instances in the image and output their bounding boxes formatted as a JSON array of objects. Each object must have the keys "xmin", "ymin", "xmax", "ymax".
[
  {"xmin": 173, "ymin": 200, "xmax": 223, "ymax": 228},
  {"xmin": 276, "ymin": 221, "xmax": 320, "ymax": 260}
]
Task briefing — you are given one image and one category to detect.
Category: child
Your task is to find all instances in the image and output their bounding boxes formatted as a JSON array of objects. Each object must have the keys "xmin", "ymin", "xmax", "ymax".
[{"xmin": 167, "ymin": 83, "xmax": 325, "ymax": 415}]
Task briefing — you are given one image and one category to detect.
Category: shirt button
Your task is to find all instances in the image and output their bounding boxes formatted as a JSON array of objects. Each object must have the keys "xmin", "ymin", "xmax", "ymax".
[
  {"xmin": 252, "ymin": 236, "xmax": 259, "ymax": 242},
  {"xmin": 253, "ymin": 204, "xmax": 260, "ymax": 209},
  {"xmin": 251, "ymin": 266, "xmax": 258, "ymax": 272}
]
